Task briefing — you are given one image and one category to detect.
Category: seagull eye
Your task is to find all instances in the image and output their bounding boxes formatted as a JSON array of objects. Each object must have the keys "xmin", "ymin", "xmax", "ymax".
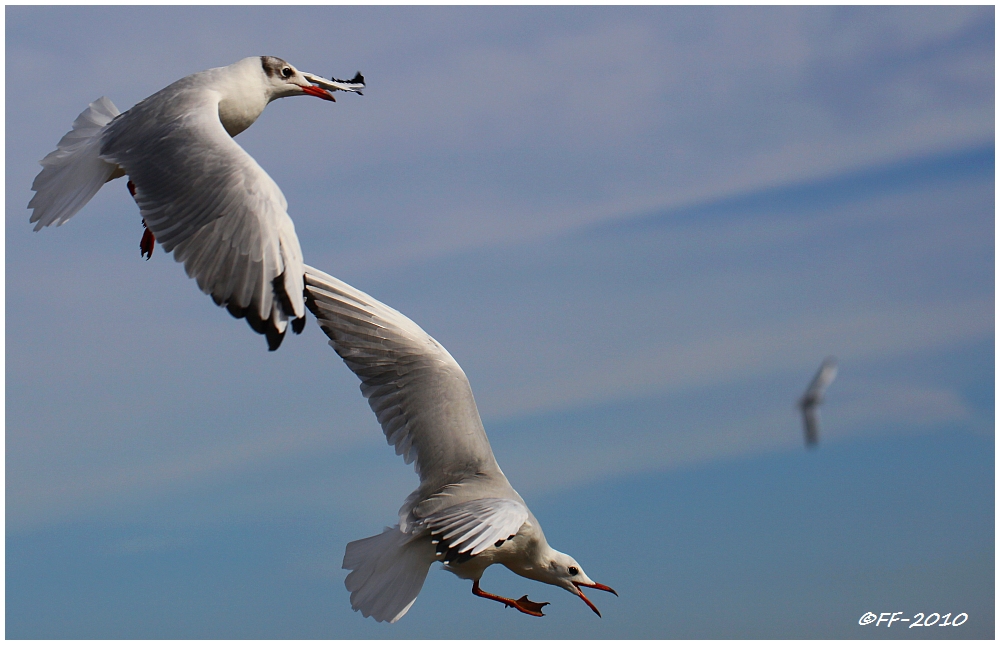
[
  {"xmin": 568, "ymin": 566, "xmax": 579, "ymax": 576},
  {"xmin": 281, "ymin": 67, "xmax": 292, "ymax": 78}
]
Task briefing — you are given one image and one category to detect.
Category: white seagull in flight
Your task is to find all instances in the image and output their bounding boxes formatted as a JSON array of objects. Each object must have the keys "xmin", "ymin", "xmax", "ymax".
[
  {"xmin": 28, "ymin": 56, "xmax": 364, "ymax": 350},
  {"xmin": 303, "ymin": 265, "xmax": 617, "ymax": 623},
  {"xmin": 798, "ymin": 356, "xmax": 838, "ymax": 447}
]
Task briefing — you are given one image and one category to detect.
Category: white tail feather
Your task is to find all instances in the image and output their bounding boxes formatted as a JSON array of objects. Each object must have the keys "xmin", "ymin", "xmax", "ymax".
[
  {"xmin": 29, "ymin": 97, "xmax": 122, "ymax": 231},
  {"xmin": 343, "ymin": 526, "xmax": 435, "ymax": 623}
]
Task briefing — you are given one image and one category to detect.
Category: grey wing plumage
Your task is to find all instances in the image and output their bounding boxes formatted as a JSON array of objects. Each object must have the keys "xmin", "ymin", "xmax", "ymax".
[
  {"xmin": 803, "ymin": 356, "xmax": 838, "ymax": 401},
  {"xmin": 799, "ymin": 356, "xmax": 836, "ymax": 448},
  {"xmin": 303, "ymin": 265, "xmax": 503, "ymax": 489},
  {"xmin": 801, "ymin": 404, "xmax": 819, "ymax": 447},
  {"xmin": 99, "ymin": 86, "xmax": 305, "ymax": 349},
  {"xmin": 421, "ymin": 497, "xmax": 529, "ymax": 560}
]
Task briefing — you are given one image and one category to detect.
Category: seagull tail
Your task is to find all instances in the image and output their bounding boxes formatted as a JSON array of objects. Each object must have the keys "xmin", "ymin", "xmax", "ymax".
[
  {"xmin": 28, "ymin": 97, "xmax": 123, "ymax": 230},
  {"xmin": 343, "ymin": 526, "xmax": 435, "ymax": 623}
]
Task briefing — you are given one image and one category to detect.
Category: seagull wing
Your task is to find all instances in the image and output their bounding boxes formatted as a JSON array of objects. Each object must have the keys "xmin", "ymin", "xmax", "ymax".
[
  {"xmin": 303, "ymin": 265, "xmax": 504, "ymax": 491},
  {"xmin": 801, "ymin": 404, "xmax": 819, "ymax": 446},
  {"xmin": 98, "ymin": 85, "xmax": 305, "ymax": 347},
  {"xmin": 421, "ymin": 497, "xmax": 529, "ymax": 558},
  {"xmin": 804, "ymin": 357, "xmax": 838, "ymax": 400}
]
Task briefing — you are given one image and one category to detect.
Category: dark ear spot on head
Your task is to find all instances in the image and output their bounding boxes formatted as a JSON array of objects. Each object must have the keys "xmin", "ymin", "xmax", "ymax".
[{"xmin": 260, "ymin": 56, "xmax": 288, "ymax": 78}]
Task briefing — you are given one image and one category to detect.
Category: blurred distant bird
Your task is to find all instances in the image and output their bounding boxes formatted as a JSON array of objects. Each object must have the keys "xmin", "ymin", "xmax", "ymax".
[
  {"xmin": 28, "ymin": 56, "xmax": 363, "ymax": 350},
  {"xmin": 304, "ymin": 265, "xmax": 617, "ymax": 623},
  {"xmin": 798, "ymin": 357, "xmax": 838, "ymax": 447}
]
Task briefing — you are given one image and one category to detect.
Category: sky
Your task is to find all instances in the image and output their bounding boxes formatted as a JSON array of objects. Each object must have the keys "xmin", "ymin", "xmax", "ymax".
[{"xmin": 5, "ymin": 5, "xmax": 995, "ymax": 639}]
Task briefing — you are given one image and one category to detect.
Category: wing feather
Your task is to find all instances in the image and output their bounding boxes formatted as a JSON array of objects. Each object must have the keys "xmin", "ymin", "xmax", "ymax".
[
  {"xmin": 804, "ymin": 357, "xmax": 838, "ymax": 400},
  {"xmin": 98, "ymin": 83, "xmax": 305, "ymax": 345},
  {"xmin": 421, "ymin": 498, "xmax": 528, "ymax": 557},
  {"xmin": 303, "ymin": 265, "xmax": 502, "ymax": 490},
  {"xmin": 802, "ymin": 406, "xmax": 819, "ymax": 446}
]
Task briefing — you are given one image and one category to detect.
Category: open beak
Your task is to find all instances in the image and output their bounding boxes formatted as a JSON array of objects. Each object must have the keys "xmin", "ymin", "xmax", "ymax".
[
  {"xmin": 300, "ymin": 84, "xmax": 335, "ymax": 102},
  {"xmin": 572, "ymin": 581, "xmax": 618, "ymax": 617}
]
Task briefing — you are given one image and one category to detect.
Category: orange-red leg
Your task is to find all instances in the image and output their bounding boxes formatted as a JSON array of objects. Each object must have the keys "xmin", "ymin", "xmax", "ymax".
[
  {"xmin": 140, "ymin": 221, "xmax": 155, "ymax": 260},
  {"xmin": 128, "ymin": 180, "xmax": 155, "ymax": 260},
  {"xmin": 472, "ymin": 580, "xmax": 549, "ymax": 617}
]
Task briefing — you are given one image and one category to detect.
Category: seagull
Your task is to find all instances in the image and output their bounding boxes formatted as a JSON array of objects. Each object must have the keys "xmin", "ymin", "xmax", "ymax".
[
  {"xmin": 798, "ymin": 356, "xmax": 837, "ymax": 447},
  {"xmin": 27, "ymin": 56, "xmax": 364, "ymax": 350},
  {"xmin": 303, "ymin": 265, "xmax": 617, "ymax": 623}
]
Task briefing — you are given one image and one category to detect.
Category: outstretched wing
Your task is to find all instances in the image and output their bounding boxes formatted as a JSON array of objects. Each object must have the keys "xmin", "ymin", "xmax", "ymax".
[
  {"xmin": 804, "ymin": 356, "xmax": 838, "ymax": 401},
  {"xmin": 303, "ymin": 265, "xmax": 502, "ymax": 490},
  {"xmin": 420, "ymin": 497, "xmax": 528, "ymax": 561},
  {"xmin": 801, "ymin": 405, "xmax": 819, "ymax": 447},
  {"xmin": 98, "ymin": 84, "xmax": 305, "ymax": 348}
]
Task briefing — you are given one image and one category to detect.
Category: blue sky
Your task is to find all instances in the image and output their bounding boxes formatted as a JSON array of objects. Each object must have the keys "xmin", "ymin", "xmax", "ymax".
[{"xmin": 5, "ymin": 5, "xmax": 994, "ymax": 639}]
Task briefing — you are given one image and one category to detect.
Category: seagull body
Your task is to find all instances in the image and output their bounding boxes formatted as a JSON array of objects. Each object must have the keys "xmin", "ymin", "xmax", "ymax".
[
  {"xmin": 304, "ymin": 265, "xmax": 616, "ymax": 623},
  {"xmin": 28, "ymin": 56, "xmax": 363, "ymax": 349},
  {"xmin": 799, "ymin": 356, "xmax": 837, "ymax": 447}
]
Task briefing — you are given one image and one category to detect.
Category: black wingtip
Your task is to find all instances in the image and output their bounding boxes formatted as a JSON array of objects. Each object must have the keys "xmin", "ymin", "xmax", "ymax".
[
  {"xmin": 227, "ymin": 301, "xmax": 263, "ymax": 333},
  {"xmin": 272, "ymin": 273, "xmax": 306, "ymax": 335},
  {"xmin": 225, "ymin": 300, "xmax": 287, "ymax": 351},
  {"xmin": 272, "ymin": 274, "xmax": 297, "ymax": 317},
  {"xmin": 265, "ymin": 325, "xmax": 285, "ymax": 351}
]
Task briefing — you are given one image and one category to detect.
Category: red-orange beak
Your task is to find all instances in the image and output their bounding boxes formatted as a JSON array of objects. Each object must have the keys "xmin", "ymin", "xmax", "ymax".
[
  {"xmin": 301, "ymin": 84, "xmax": 335, "ymax": 102},
  {"xmin": 572, "ymin": 581, "xmax": 618, "ymax": 617}
]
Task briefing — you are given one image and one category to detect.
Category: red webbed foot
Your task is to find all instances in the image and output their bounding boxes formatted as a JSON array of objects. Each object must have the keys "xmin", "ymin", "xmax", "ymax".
[
  {"xmin": 140, "ymin": 221, "xmax": 155, "ymax": 260},
  {"xmin": 472, "ymin": 580, "xmax": 549, "ymax": 617},
  {"xmin": 512, "ymin": 595, "xmax": 550, "ymax": 617}
]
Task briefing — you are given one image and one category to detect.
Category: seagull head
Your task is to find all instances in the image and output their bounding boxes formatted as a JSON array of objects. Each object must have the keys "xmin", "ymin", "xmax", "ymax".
[
  {"xmin": 532, "ymin": 549, "xmax": 617, "ymax": 617},
  {"xmin": 259, "ymin": 56, "xmax": 337, "ymax": 102}
]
